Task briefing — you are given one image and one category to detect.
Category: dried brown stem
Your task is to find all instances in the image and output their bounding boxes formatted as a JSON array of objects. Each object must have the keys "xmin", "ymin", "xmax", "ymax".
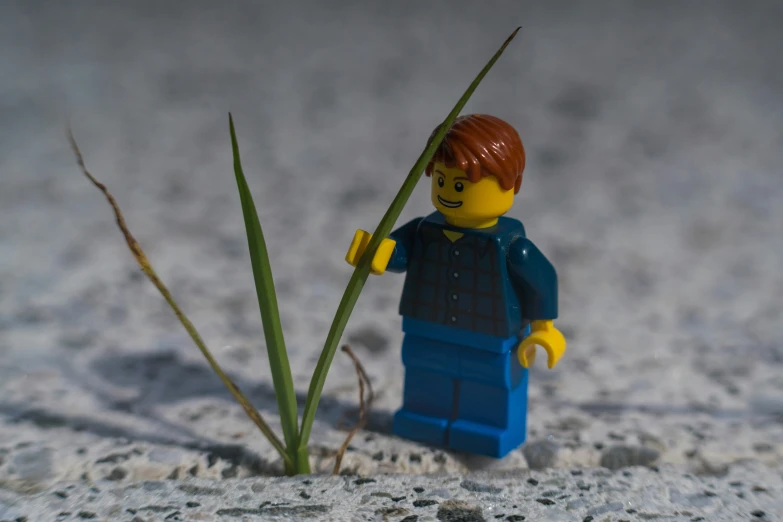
[
  {"xmin": 67, "ymin": 128, "xmax": 292, "ymax": 469},
  {"xmin": 332, "ymin": 344, "xmax": 374, "ymax": 475}
]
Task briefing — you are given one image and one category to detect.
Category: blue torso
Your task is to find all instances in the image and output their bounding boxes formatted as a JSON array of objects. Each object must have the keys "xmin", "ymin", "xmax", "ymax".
[{"xmin": 390, "ymin": 212, "xmax": 529, "ymax": 338}]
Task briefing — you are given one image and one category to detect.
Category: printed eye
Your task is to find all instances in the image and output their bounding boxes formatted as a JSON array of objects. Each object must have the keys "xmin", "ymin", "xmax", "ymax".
[
  {"xmin": 437, "ymin": 177, "xmax": 445, "ymax": 187},
  {"xmin": 454, "ymin": 181, "xmax": 464, "ymax": 192}
]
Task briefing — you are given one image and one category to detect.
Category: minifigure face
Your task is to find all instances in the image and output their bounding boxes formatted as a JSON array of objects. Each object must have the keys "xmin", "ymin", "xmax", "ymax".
[{"xmin": 430, "ymin": 162, "xmax": 514, "ymax": 222}]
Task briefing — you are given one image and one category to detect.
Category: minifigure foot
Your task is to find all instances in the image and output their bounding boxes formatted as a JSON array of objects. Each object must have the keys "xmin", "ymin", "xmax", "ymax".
[
  {"xmin": 448, "ymin": 419, "xmax": 526, "ymax": 459},
  {"xmin": 393, "ymin": 409, "xmax": 449, "ymax": 448}
]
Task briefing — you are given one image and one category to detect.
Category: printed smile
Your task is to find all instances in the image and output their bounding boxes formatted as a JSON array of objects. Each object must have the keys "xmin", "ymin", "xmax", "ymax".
[{"xmin": 437, "ymin": 196, "xmax": 463, "ymax": 208}]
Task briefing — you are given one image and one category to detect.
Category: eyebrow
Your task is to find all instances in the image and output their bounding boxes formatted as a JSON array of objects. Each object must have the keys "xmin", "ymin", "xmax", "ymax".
[{"xmin": 434, "ymin": 169, "xmax": 469, "ymax": 181}]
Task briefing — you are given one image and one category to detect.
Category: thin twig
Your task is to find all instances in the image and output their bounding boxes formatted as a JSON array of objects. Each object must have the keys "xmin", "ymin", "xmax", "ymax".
[
  {"xmin": 67, "ymin": 128, "xmax": 292, "ymax": 469},
  {"xmin": 332, "ymin": 345, "xmax": 374, "ymax": 475}
]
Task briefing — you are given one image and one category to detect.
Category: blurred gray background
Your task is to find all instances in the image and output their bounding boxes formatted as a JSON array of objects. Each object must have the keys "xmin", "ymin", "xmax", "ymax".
[{"xmin": 2, "ymin": 0, "xmax": 783, "ymax": 496}]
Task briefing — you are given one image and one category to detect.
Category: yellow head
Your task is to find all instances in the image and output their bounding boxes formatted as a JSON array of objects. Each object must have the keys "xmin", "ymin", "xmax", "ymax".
[
  {"xmin": 430, "ymin": 162, "xmax": 514, "ymax": 229},
  {"xmin": 424, "ymin": 114, "xmax": 525, "ymax": 229}
]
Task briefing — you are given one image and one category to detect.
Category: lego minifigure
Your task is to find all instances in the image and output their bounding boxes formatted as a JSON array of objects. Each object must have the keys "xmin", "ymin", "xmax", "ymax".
[{"xmin": 345, "ymin": 114, "xmax": 565, "ymax": 458}]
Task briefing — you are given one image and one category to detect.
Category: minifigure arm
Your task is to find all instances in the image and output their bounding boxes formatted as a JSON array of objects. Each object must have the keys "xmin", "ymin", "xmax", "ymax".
[
  {"xmin": 386, "ymin": 217, "xmax": 422, "ymax": 273},
  {"xmin": 509, "ymin": 235, "xmax": 566, "ymax": 369},
  {"xmin": 508, "ymin": 236, "xmax": 558, "ymax": 320}
]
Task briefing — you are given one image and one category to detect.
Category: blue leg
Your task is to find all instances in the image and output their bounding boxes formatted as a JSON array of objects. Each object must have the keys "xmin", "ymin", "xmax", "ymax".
[
  {"xmin": 394, "ymin": 367, "xmax": 455, "ymax": 447},
  {"xmin": 449, "ymin": 375, "xmax": 529, "ymax": 458},
  {"xmin": 393, "ymin": 334, "xmax": 458, "ymax": 448},
  {"xmin": 449, "ymin": 342, "xmax": 529, "ymax": 458}
]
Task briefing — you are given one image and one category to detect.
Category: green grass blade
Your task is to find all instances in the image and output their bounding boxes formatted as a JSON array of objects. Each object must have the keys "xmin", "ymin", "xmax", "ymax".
[
  {"xmin": 69, "ymin": 128, "xmax": 293, "ymax": 470},
  {"xmin": 229, "ymin": 114, "xmax": 301, "ymax": 468},
  {"xmin": 297, "ymin": 27, "xmax": 522, "ymax": 459}
]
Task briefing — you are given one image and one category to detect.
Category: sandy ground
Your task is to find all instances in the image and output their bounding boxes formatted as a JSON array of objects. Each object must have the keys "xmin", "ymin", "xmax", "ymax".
[{"xmin": 1, "ymin": 1, "xmax": 783, "ymax": 520}]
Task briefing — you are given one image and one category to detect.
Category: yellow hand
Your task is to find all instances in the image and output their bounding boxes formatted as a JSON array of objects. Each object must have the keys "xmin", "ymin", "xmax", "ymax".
[
  {"xmin": 517, "ymin": 320, "xmax": 567, "ymax": 369},
  {"xmin": 345, "ymin": 229, "xmax": 396, "ymax": 275}
]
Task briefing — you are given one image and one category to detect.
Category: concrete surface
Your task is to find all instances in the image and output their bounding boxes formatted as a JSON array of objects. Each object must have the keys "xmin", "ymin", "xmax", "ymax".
[
  {"xmin": 3, "ymin": 462, "xmax": 783, "ymax": 521},
  {"xmin": 1, "ymin": 1, "xmax": 783, "ymax": 520}
]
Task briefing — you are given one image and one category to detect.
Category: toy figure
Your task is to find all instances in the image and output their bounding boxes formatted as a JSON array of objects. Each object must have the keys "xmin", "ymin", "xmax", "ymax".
[{"xmin": 345, "ymin": 114, "xmax": 565, "ymax": 458}]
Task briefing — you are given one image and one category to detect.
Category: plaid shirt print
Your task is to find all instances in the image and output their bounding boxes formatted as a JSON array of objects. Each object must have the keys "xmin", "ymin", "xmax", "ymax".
[{"xmin": 398, "ymin": 221, "xmax": 510, "ymax": 337}]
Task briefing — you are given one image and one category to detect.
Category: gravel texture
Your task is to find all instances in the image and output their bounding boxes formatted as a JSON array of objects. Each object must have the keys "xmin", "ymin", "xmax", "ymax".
[
  {"xmin": 2, "ymin": 463, "xmax": 782, "ymax": 521},
  {"xmin": 2, "ymin": 1, "xmax": 783, "ymax": 520}
]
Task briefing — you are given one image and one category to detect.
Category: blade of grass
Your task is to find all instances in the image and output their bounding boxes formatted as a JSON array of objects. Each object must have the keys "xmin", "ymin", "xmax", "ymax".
[
  {"xmin": 68, "ymin": 128, "xmax": 293, "ymax": 470},
  {"xmin": 297, "ymin": 27, "xmax": 522, "ymax": 467},
  {"xmin": 229, "ymin": 115, "xmax": 301, "ymax": 473}
]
